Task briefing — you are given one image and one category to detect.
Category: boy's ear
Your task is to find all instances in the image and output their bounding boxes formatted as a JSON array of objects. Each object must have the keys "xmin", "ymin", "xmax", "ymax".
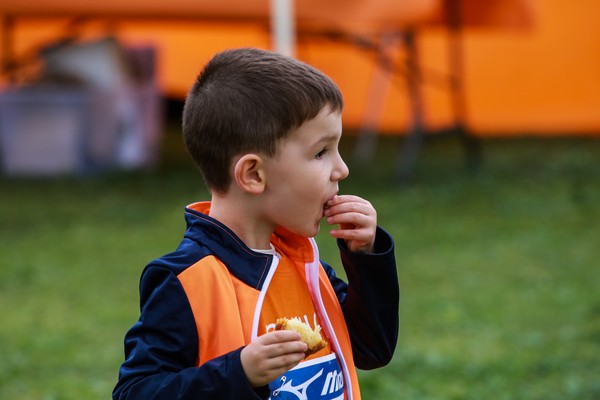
[{"xmin": 233, "ymin": 154, "xmax": 266, "ymax": 194}]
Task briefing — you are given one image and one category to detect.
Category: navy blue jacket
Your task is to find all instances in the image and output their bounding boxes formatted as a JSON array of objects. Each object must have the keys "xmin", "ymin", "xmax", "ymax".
[{"xmin": 113, "ymin": 204, "xmax": 399, "ymax": 399}]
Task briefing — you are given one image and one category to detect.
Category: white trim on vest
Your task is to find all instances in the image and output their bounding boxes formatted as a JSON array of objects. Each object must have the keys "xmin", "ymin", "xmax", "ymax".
[
  {"xmin": 305, "ymin": 237, "xmax": 353, "ymax": 400},
  {"xmin": 251, "ymin": 255, "xmax": 280, "ymax": 340}
]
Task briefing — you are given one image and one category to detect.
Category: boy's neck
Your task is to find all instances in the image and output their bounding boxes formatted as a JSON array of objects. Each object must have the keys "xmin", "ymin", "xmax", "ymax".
[{"xmin": 209, "ymin": 194, "xmax": 275, "ymax": 251}]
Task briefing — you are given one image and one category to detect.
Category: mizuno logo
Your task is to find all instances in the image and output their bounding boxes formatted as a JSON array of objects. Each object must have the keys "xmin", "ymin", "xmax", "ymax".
[
  {"xmin": 321, "ymin": 370, "xmax": 344, "ymax": 395},
  {"xmin": 269, "ymin": 353, "xmax": 344, "ymax": 399},
  {"xmin": 272, "ymin": 369, "xmax": 323, "ymax": 399}
]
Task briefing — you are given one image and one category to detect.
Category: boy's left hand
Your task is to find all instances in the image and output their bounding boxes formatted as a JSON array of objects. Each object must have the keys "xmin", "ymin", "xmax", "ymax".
[{"xmin": 324, "ymin": 194, "xmax": 376, "ymax": 253}]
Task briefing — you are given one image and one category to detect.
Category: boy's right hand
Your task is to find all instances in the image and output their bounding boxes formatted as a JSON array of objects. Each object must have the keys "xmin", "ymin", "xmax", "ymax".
[{"xmin": 240, "ymin": 330, "xmax": 308, "ymax": 388}]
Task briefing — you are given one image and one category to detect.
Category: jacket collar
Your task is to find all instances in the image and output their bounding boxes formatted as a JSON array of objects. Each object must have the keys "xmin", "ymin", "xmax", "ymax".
[{"xmin": 184, "ymin": 202, "xmax": 316, "ymax": 290}]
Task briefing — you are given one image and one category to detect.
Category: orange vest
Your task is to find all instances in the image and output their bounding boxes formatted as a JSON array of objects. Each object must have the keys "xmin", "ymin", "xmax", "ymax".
[{"xmin": 177, "ymin": 204, "xmax": 361, "ymax": 399}]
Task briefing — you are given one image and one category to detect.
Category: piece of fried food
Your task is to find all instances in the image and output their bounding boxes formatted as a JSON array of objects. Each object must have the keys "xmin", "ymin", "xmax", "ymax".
[{"xmin": 275, "ymin": 317, "xmax": 327, "ymax": 357}]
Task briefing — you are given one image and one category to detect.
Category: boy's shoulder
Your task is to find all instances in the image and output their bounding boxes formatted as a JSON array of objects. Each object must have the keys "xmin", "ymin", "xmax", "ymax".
[{"xmin": 143, "ymin": 231, "xmax": 273, "ymax": 293}]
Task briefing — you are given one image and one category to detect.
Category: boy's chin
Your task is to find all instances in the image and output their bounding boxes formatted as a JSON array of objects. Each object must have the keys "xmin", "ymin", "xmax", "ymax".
[{"xmin": 288, "ymin": 223, "xmax": 321, "ymax": 239}]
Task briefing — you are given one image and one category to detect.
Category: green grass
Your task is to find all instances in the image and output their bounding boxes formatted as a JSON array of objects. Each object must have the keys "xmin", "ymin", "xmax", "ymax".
[{"xmin": 1, "ymin": 133, "xmax": 599, "ymax": 399}]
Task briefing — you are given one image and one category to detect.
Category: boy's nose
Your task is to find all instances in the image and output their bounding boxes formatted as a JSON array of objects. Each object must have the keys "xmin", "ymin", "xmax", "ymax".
[{"xmin": 332, "ymin": 156, "xmax": 349, "ymax": 181}]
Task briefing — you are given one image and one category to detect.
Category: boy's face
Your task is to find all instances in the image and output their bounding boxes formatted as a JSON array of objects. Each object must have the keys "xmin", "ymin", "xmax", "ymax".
[{"xmin": 261, "ymin": 107, "xmax": 349, "ymax": 238}]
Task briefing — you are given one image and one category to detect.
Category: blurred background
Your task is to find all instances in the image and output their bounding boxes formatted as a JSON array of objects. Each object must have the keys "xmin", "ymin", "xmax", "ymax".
[
  {"xmin": 1, "ymin": 0, "xmax": 599, "ymax": 175},
  {"xmin": 0, "ymin": 0, "xmax": 598, "ymax": 399}
]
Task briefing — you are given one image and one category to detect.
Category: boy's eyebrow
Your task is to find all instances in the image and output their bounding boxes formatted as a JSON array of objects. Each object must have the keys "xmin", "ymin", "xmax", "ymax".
[{"xmin": 313, "ymin": 134, "xmax": 340, "ymax": 146}]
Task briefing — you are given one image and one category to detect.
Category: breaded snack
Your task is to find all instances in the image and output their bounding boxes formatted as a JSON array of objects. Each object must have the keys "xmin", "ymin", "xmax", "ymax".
[{"xmin": 275, "ymin": 317, "xmax": 327, "ymax": 357}]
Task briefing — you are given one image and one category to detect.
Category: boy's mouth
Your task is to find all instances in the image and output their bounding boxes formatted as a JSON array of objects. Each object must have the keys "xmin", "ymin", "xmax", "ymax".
[
  {"xmin": 321, "ymin": 203, "xmax": 329, "ymax": 218},
  {"xmin": 322, "ymin": 194, "xmax": 337, "ymax": 216}
]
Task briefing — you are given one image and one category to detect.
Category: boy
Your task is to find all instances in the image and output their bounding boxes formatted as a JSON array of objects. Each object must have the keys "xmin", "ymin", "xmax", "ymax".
[{"xmin": 113, "ymin": 47, "xmax": 399, "ymax": 400}]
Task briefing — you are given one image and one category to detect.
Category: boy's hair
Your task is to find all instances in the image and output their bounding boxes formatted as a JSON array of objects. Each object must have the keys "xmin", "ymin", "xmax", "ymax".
[{"xmin": 182, "ymin": 47, "xmax": 344, "ymax": 194}]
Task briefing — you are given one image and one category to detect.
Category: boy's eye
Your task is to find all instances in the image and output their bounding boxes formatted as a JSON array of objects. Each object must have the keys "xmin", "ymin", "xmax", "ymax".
[{"xmin": 315, "ymin": 148, "xmax": 328, "ymax": 159}]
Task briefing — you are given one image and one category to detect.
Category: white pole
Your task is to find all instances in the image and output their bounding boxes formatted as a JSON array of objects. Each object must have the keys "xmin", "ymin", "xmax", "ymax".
[{"xmin": 270, "ymin": 0, "xmax": 296, "ymax": 57}]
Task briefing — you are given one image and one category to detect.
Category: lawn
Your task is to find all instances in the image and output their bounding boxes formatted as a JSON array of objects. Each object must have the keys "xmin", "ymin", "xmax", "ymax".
[{"xmin": 0, "ymin": 133, "xmax": 598, "ymax": 399}]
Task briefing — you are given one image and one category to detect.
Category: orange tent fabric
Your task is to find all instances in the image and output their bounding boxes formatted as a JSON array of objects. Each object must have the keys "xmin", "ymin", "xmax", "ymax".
[{"xmin": 1, "ymin": 0, "xmax": 599, "ymax": 136}]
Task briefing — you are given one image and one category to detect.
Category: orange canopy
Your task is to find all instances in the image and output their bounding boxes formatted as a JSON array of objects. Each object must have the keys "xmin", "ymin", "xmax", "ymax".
[{"xmin": 1, "ymin": 0, "xmax": 599, "ymax": 136}]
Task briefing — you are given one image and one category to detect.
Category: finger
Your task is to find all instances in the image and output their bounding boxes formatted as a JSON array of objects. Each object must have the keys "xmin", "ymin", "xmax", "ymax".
[
  {"xmin": 327, "ymin": 194, "xmax": 370, "ymax": 206},
  {"xmin": 325, "ymin": 203, "xmax": 373, "ymax": 220},
  {"xmin": 267, "ymin": 341, "xmax": 308, "ymax": 359},
  {"xmin": 325, "ymin": 197, "xmax": 375, "ymax": 218},
  {"xmin": 258, "ymin": 333, "xmax": 308, "ymax": 359},
  {"xmin": 259, "ymin": 330, "xmax": 301, "ymax": 345},
  {"xmin": 326, "ymin": 209, "xmax": 372, "ymax": 227},
  {"xmin": 265, "ymin": 351, "xmax": 307, "ymax": 370},
  {"xmin": 329, "ymin": 229, "xmax": 375, "ymax": 253},
  {"xmin": 329, "ymin": 226, "xmax": 371, "ymax": 241}
]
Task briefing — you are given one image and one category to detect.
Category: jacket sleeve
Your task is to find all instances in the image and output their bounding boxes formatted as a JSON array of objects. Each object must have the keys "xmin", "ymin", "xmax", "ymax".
[
  {"xmin": 324, "ymin": 226, "xmax": 399, "ymax": 370},
  {"xmin": 113, "ymin": 265, "xmax": 269, "ymax": 400}
]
